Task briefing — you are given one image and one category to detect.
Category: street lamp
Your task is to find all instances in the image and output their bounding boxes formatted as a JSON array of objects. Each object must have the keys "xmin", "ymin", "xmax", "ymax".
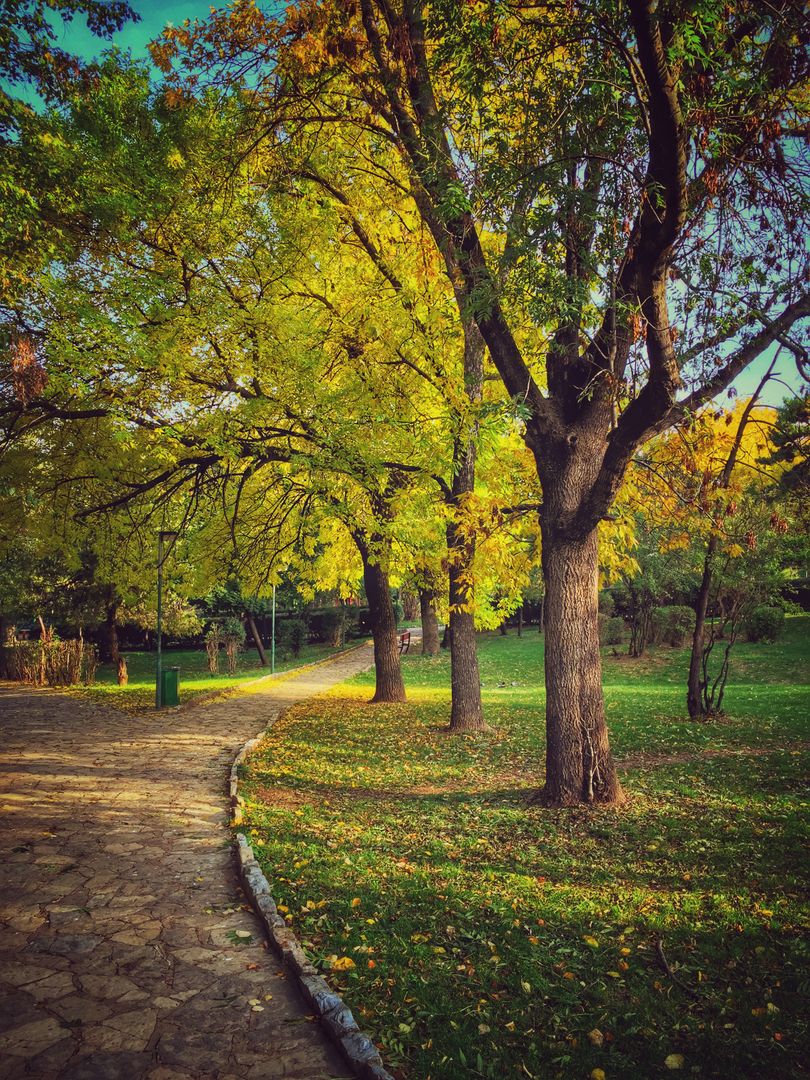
[
  {"xmin": 271, "ymin": 583, "xmax": 276, "ymax": 674},
  {"xmin": 156, "ymin": 530, "xmax": 179, "ymax": 708}
]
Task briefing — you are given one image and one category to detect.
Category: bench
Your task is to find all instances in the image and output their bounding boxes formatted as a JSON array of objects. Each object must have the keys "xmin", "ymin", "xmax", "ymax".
[{"xmin": 398, "ymin": 630, "xmax": 411, "ymax": 654}]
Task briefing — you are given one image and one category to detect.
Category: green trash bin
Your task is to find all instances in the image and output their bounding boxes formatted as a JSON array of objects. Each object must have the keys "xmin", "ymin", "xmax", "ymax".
[{"xmin": 161, "ymin": 666, "xmax": 180, "ymax": 707}]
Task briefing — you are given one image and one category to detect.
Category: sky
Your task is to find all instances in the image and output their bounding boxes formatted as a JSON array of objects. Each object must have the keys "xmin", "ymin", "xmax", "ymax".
[
  {"xmin": 16, "ymin": 1, "xmax": 809, "ymax": 408},
  {"xmin": 49, "ymin": 0, "xmax": 217, "ymax": 61}
]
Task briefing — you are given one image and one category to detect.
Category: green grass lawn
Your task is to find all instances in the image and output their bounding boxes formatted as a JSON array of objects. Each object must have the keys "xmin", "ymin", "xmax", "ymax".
[
  {"xmin": 240, "ymin": 615, "xmax": 810, "ymax": 1080},
  {"xmin": 75, "ymin": 641, "xmax": 353, "ymax": 710}
]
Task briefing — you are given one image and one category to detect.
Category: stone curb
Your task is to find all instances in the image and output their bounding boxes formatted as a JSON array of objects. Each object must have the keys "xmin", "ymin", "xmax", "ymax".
[{"xmin": 229, "ymin": 717, "xmax": 395, "ymax": 1079}]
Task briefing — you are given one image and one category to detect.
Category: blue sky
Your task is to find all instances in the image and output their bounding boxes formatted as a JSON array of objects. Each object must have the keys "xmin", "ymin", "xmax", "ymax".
[{"xmin": 48, "ymin": 0, "xmax": 216, "ymax": 60}]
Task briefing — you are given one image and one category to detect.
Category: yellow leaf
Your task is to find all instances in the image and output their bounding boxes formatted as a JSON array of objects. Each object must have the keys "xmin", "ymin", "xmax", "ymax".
[
  {"xmin": 588, "ymin": 1029, "xmax": 604, "ymax": 1048},
  {"xmin": 664, "ymin": 1055, "xmax": 685, "ymax": 1070},
  {"xmin": 332, "ymin": 956, "xmax": 356, "ymax": 972},
  {"xmin": 583, "ymin": 935, "xmax": 599, "ymax": 948},
  {"xmin": 351, "ymin": 897, "xmax": 362, "ymax": 908},
  {"xmin": 591, "ymin": 1070, "xmax": 606, "ymax": 1080}
]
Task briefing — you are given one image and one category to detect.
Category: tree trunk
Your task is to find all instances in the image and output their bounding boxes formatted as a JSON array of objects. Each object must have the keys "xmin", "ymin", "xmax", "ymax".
[
  {"xmin": 446, "ymin": 321, "xmax": 485, "ymax": 731},
  {"xmin": 99, "ymin": 602, "xmax": 119, "ymax": 665},
  {"xmin": 537, "ymin": 525, "xmax": 624, "ymax": 807},
  {"xmin": 359, "ymin": 543, "xmax": 406, "ymax": 704},
  {"xmin": 446, "ymin": 515, "xmax": 484, "ymax": 730},
  {"xmin": 448, "ymin": 591, "xmax": 484, "ymax": 730},
  {"xmin": 248, "ymin": 614, "xmax": 269, "ymax": 666},
  {"xmin": 687, "ymin": 544, "xmax": 715, "ymax": 719},
  {"xmin": 419, "ymin": 589, "xmax": 440, "ymax": 656},
  {"xmin": 518, "ymin": 608, "xmax": 523, "ymax": 636},
  {"xmin": 441, "ymin": 623, "xmax": 450, "ymax": 649},
  {"xmin": 401, "ymin": 587, "xmax": 420, "ymax": 622}
]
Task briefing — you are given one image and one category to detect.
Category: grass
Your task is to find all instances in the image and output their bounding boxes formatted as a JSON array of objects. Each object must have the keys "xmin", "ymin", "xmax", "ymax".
[
  {"xmin": 240, "ymin": 616, "xmax": 810, "ymax": 1080},
  {"xmin": 74, "ymin": 641, "xmax": 353, "ymax": 710}
]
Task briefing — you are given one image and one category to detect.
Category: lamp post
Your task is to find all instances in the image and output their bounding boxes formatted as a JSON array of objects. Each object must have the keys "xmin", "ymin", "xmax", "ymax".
[
  {"xmin": 271, "ymin": 584, "xmax": 276, "ymax": 675},
  {"xmin": 156, "ymin": 530, "xmax": 178, "ymax": 708}
]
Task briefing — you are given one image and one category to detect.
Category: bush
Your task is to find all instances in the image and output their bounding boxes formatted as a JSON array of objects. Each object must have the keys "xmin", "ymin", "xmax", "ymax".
[
  {"xmin": 744, "ymin": 605, "xmax": 785, "ymax": 643},
  {"xmin": 205, "ymin": 627, "xmax": 221, "ymax": 674},
  {"xmin": 220, "ymin": 617, "xmax": 245, "ymax": 675},
  {"xmin": 599, "ymin": 615, "xmax": 625, "ymax": 646},
  {"xmin": 278, "ymin": 618, "xmax": 308, "ymax": 658},
  {"xmin": 0, "ymin": 640, "xmax": 98, "ymax": 686},
  {"xmin": 308, "ymin": 607, "xmax": 358, "ymax": 646},
  {"xmin": 652, "ymin": 605, "xmax": 695, "ymax": 647},
  {"xmin": 598, "ymin": 590, "xmax": 615, "ymax": 616}
]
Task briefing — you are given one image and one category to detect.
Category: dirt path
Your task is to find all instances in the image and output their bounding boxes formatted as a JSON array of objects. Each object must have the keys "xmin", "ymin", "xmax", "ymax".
[{"xmin": 0, "ymin": 645, "xmax": 375, "ymax": 1080}]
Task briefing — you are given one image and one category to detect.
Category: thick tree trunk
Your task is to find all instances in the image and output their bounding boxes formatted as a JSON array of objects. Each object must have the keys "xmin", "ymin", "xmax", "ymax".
[
  {"xmin": 419, "ymin": 589, "xmax": 440, "ymax": 655},
  {"xmin": 247, "ymin": 614, "xmax": 269, "ymax": 666},
  {"xmin": 446, "ymin": 522, "xmax": 484, "ymax": 730},
  {"xmin": 687, "ymin": 545, "xmax": 715, "ymax": 719},
  {"xmin": 448, "ymin": 588, "xmax": 484, "ymax": 731},
  {"xmin": 538, "ymin": 525, "xmax": 624, "ymax": 807},
  {"xmin": 359, "ymin": 543, "xmax": 406, "ymax": 704}
]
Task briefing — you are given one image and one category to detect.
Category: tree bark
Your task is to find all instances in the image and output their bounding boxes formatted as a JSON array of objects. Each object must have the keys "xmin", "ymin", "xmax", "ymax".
[
  {"xmin": 446, "ymin": 321, "xmax": 485, "ymax": 731},
  {"xmin": 537, "ymin": 524, "xmax": 624, "ymax": 807},
  {"xmin": 247, "ymin": 614, "xmax": 269, "ymax": 666},
  {"xmin": 99, "ymin": 602, "xmax": 119, "ymax": 665},
  {"xmin": 687, "ymin": 543, "xmax": 715, "ymax": 718},
  {"xmin": 419, "ymin": 589, "xmax": 440, "ymax": 656},
  {"xmin": 358, "ymin": 541, "xmax": 406, "ymax": 703}
]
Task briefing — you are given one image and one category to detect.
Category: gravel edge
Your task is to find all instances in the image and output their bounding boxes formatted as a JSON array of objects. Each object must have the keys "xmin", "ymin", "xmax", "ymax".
[{"xmin": 230, "ymin": 733, "xmax": 395, "ymax": 1080}]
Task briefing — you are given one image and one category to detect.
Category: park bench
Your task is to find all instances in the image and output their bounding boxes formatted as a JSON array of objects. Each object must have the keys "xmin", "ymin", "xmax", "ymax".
[{"xmin": 398, "ymin": 630, "xmax": 411, "ymax": 654}]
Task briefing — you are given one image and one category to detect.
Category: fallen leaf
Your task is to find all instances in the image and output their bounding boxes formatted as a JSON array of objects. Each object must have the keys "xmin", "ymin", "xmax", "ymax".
[{"xmin": 664, "ymin": 1054, "xmax": 685, "ymax": 1070}]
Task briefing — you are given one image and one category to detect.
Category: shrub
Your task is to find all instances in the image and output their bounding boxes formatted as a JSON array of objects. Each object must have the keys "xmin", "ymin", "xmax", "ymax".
[
  {"xmin": 652, "ymin": 605, "xmax": 695, "ymax": 646},
  {"xmin": 221, "ymin": 617, "xmax": 245, "ymax": 675},
  {"xmin": 308, "ymin": 607, "xmax": 359, "ymax": 646},
  {"xmin": 598, "ymin": 590, "xmax": 615, "ymax": 616},
  {"xmin": 599, "ymin": 616, "xmax": 624, "ymax": 646},
  {"xmin": 278, "ymin": 618, "xmax": 308, "ymax": 658},
  {"xmin": 205, "ymin": 627, "xmax": 221, "ymax": 673},
  {"xmin": 744, "ymin": 605, "xmax": 784, "ymax": 643},
  {"xmin": 0, "ymin": 640, "xmax": 98, "ymax": 686}
]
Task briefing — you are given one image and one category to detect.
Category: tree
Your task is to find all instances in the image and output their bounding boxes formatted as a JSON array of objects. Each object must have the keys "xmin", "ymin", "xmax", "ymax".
[
  {"xmin": 153, "ymin": 0, "xmax": 810, "ymax": 804},
  {"xmin": 631, "ymin": 386, "xmax": 800, "ymax": 716}
]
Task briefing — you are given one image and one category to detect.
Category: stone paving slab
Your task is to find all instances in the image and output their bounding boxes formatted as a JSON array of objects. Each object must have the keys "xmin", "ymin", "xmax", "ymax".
[{"xmin": 0, "ymin": 646, "xmax": 375, "ymax": 1079}]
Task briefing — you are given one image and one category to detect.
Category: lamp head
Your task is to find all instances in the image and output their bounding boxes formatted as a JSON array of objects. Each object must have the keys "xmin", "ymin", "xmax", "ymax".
[{"xmin": 158, "ymin": 530, "xmax": 179, "ymax": 544}]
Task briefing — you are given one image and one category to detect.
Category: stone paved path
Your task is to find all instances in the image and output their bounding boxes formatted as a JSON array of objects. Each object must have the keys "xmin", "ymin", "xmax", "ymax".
[{"xmin": 0, "ymin": 645, "xmax": 375, "ymax": 1080}]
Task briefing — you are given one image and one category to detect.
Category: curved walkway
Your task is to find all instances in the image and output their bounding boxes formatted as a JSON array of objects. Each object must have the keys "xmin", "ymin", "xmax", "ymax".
[{"xmin": 0, "ymin": 645, "xmax": 375, "ymax": 1080}]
